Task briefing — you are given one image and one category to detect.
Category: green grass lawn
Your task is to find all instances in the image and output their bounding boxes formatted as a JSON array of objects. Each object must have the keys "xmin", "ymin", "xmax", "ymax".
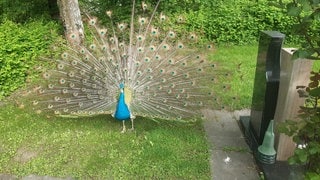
[
  {"xmin": 0, "ymin": 44, "xmax": 258, "ymax": 179},
  {"xmin": 0, "ymin": 100, "xmax": 210, "ymax": 179},
  {"xmin": 209, "ymin": 44, "xmax": 258, "ymax": 110}
]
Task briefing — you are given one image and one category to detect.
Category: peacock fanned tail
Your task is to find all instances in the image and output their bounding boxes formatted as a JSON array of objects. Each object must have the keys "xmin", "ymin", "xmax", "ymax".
[{"xmin": 33, "ymin": 0, "xmax": 231, "ymax": 122}]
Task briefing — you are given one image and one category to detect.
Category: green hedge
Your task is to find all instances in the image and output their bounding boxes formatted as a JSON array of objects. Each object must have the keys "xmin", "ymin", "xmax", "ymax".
[
  {"xmin": 81, "ymin": 0, "xmax": 299, "ymax": 45},
  {"xmin": 182, "ymin": 1, "xmax": 298, "ymax": 44},
  {"xmin": 0, "ymin": 20, "xmax": 59, "ymax": 99}
]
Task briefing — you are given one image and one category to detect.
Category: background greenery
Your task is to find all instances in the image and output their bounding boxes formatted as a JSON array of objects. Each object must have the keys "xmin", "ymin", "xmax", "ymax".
[
  {"xmin": 0, "ymin": 0, "xmax": 307, "ymax": 100},
  {"xmin": 0, "ymin": 20, "xmax": 60, "ymax": 99}
]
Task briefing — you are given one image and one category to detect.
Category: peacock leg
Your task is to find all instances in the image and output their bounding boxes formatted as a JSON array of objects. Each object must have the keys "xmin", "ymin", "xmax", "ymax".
[
  {"xmin": 129, "ymin": 114, "xmax": 135, "ymax": 131},
  {"xmin": 130, "ymin": 118, "xmax": 134, "ymax": 131},
  {"xmin": 121, "ymin": 121, "xmax": 126, "ymax": 133}
]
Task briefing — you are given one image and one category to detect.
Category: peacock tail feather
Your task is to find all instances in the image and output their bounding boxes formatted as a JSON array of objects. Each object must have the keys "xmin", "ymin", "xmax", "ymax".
[{"xmin": 33, "ymin": 0, "xmax": 232, "ymax": 122}]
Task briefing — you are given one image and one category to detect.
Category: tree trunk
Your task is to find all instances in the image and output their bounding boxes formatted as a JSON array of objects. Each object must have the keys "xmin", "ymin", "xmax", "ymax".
[{"xmin": 57, "ymin": 0, "xmax": 84, "ymax": 45}]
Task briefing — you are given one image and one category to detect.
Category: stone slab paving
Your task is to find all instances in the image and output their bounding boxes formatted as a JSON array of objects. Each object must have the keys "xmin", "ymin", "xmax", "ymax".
[{"xmin": 202, "ymin": 109, "xmax": 260, "ymax": 180}]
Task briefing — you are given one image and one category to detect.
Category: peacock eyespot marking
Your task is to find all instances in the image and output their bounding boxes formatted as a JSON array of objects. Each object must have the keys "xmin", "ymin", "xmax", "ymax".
[
  {"xmin": 168, "ymin": 31, "xmax": 175, "ymax": 38},
  {"xmin": 70, "ymin": 34, "xmax": 76, "ymax": 39},
  {"xmin": 32, "ymin": 100, "xmax": 38, "ymax": 105},
  {"xmin": 177, "ymin": 16, "xmax": 184, "ymax": 23},
  {"xmin": 160, "ymin": 14, "xmax": 166, "ymax": 21},
  {"xmin": 89, "ymin": 18, "xmax": 96, "ymax": 25},
  {"xmin": 119, "ymin": 42, "xmax": 125, "ymax": 48},
  {"xmin": 38, "ymin": 89, "xmax": 45, "ymax": 94},
  {"xmin": 118, "ymin": 23, "xmax": 125, "ymax": 30},
  {"xmin": 43, "ymin": 72, "xmax": 50, "ymax": 79},
  {"xmin": 139, "ymin": 17, "xmax": 146, "ymax": 24},
  {"xmin": 138, "ymin": 47, "xmax": 144, "ymax": 52},
  {"xmin": 61, "ymin": 52, "xmax": 68, "ymax": 59},
  {"xmin": 57, "ymin": 64, "xmax": 64, "ymax": 70},
  {"xmin": 80, "ymin": 49, "xmax": 85, "ymax": 54},
  {"xmin": 137, "ymin": 35, "xmax": 144, "ymax": 41},
  {"xmin": 99, "ymin": 29, "xmax": 107, "ymax": 35},
  {"xmin": 177, "ymin": 43, "xmax": 184, "ymax": 49},
  {"xmin": 84, "ymin": 55, "xmax": 90, "ymax": 61},
  {"xmin": 149, "ymin": 46, "xmax": 155, "ymax": 51},
  {"xmin": 155, "ymin": 55, "xmax": 161, "ymax": 60},
  {"xmin": 68, "ymin": 72, "xmax": 75, "ymax": 77},
  {"xmin": 144, "ymin": 57, "xmax": 150, "ymax": 62},
  {"xmin": 189, "ymin": 34, "xmax": 196, "ymax": 40},
  {"xmin": 142, "ymin": 2, "xmax": 148, "ymax": 10},
  {"xmin": 71, "ymin": 60, "xmax": 78, "ymax": 66},
  {"xmin": 90, "ymin": 44, "xmax": 96, "ymax": 49},
  {"xmin": 162, "ymin": 44, "xmax": 169, "ymax": 50},
  {"xmin": 59, "ymin": 78, "xmax": 66, "ymax": 84}
]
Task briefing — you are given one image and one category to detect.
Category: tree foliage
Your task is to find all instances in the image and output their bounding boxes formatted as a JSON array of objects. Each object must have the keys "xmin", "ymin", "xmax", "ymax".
[{"xmin": 286, "ymin": 0, "xmax": 320, "ymax": 59}]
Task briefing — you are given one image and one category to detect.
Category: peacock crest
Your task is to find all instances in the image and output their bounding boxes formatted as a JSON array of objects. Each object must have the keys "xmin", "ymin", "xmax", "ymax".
[{"xmin": 33, "ymin": 0, "xmax": 232, "ymax": 132}]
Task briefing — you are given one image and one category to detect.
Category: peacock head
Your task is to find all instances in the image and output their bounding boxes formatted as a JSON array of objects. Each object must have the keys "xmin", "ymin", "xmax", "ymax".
[{"xmin": 119, "ymin": 83, "xmax": 125, "ymax": 92}]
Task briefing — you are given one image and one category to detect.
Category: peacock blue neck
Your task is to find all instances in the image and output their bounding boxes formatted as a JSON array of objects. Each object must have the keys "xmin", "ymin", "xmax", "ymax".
[{"xmin": 114, "ymin": 83, "xmax": 131, "ymax": 121}]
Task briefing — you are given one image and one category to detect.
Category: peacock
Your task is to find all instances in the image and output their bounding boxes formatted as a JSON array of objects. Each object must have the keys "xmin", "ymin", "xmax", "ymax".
[{"xmin": 33, "ymin": 0, "xmax": 231, "ymax": 132}]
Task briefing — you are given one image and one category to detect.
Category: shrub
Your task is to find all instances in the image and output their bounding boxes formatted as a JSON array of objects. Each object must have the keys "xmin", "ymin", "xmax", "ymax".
[
  {"xmin": 0, "ymin": 20, "xmax": 60, "ymax": 99},
  {"xmin": 80, "ymin": 0, "xmax": 299, "ymax": 45}
]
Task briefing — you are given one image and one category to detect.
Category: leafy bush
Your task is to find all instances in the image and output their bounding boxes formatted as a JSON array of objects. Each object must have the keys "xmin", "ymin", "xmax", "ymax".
[
  {"xmin": 279, "ymin": 71, "xmax": 320, "ymax": 179},
  {"xmin": 0, "ymin": 20, "xmax": 60, "ymax": 99},
  {"xmin": 80, "ymin": 0, "xmax": 299, "ymax": 45}
]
